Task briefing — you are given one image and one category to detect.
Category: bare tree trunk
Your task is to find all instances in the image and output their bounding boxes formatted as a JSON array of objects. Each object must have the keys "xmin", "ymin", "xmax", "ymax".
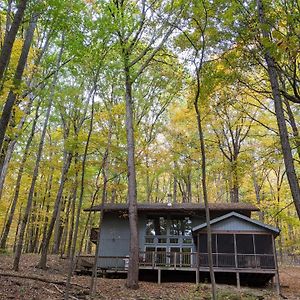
[
  {"xmin": 52, "ymin": 196, "xmax": 66, "ymax": 254},
  {"xmin": 194, "ymin": 100, "xmax": 217, "ymax": 299},
  {"xmin": 0, "ymin": 13, "xmax": 36, "ymax": 151},
  {"xmin": 124, "ymin": 70, "xmax": 139, "ymax": 289},
  {"xmin": 13, "ymin": 205, "xmax": 23, "ymax": 252},
  {"xmin": 60, "ymin": 194, "xmax": 72, "ymax": 258},
  {"xmin": 89, "ymin": 155, "xmax": 109, "ymax": 298},
  {"xmin": 0, "ymin": 0, "xmax": 28, "ymax": 82},
  {"xmin": 0, "ymin": 101, "xmax": 40, "ymax": 249},
  {"xmin": 65, "ymin": 89, "xmax": 96, "ymax": 300},
  {"xmin": 13, "ymin": 32, "xmax": 63, "ymax": 271},
  {"xmin": 230, "ymin": 160, "xmax": 239, "ymax": 203},
  {"xmin": 66, "ymin": 154, "xmax": 79, "ymax": 258},
  {"xmin": 38, "ymin": 151, "xmax": 72, "ymax": 268},
  {"xmin": 257, "ymin": 0, "xmax": 300, "ymax": 218}
]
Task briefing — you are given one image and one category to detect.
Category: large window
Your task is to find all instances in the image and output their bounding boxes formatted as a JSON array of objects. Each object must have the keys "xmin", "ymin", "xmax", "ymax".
[
  {"xmin": 170, "ymin": 217, "xmax": 192, "ymax": 236},
  {"xmin": 145, "ymin": 217, "xmax": 167, "ymax": 236}
]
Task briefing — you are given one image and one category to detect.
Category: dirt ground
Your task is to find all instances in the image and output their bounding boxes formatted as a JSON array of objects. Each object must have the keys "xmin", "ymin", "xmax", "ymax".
[{"xmin": 0, "ymin": 254, "xmax": 299, "ymax": 300}]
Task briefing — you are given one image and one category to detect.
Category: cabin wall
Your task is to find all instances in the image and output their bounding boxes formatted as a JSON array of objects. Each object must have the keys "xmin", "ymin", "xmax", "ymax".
[{"xmin": 98, "ymin": 214, "xmax": 147, "ymax": 257}]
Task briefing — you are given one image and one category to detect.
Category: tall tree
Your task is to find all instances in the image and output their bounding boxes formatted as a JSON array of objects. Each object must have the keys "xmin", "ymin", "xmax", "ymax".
[
  {"xmin": 107, "ymin": 0, "xmax": 183, "ymax": 288},
  {"xmin": 256, "ymin": 0, "xmax": 300, "ymax": 218}
]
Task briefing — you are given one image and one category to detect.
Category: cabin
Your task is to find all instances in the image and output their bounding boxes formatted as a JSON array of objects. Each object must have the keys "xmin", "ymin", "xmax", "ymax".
[{"xmin": 81, "ymin": 202, "xmax": 280, "ymax": 290}]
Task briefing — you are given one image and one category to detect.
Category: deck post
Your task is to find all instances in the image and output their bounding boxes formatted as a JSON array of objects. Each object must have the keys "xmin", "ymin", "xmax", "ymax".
[
  {"xmin": 174, "ymin": 252, "xmax": 177, "ymax": 270},
  {"xmin": 272, "ymin": 235, "xmax": 281, "ymax": 296},
  {"xmin": 236, "ymin": 272, "xmax": 240, "ymax": 290},
  {"xmin": 152, "ymin": 251, "xmax": 155, "ymax": 269},
  {"xmin": 195, "ymin": 268, "xmax": 199, "ymax": 284},
  {"xmin": 233, "ymin": 233, "xmax": 238, "ymax": 268},
  {"xmin": 158, "ymin": 268, "xmax": 161, "ymax": 284},
  {"xmin": 197, "ymin": 233, "xmax": 200, "ymax": 284}
]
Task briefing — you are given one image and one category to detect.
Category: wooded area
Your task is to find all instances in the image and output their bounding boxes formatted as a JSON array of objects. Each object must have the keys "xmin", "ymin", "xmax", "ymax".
[{"xmin": 0, "ymin": 0, "xmax": 299, "ymax": 299}]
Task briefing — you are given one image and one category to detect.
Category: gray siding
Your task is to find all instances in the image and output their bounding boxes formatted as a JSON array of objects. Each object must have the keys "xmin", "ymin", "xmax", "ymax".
[{"xmin": 211, "ymin": 216, "xmax": 266, "ymax": 232}]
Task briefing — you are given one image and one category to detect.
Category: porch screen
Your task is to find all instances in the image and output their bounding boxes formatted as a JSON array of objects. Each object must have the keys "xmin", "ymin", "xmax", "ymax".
[
  {"xmin": 236, "ymin": 234, "xmax": 254, "ymax": 254},
  {"xmin": 217, "ymin": 234, "xmax": 234, "ymax": 253},
  {"xmin": 254, "ymin": 234, "xmax": 273, "ymax": 254},
  {"xmin": 198, "ymin": 234, "xmax": 217, "ymax": 253}
]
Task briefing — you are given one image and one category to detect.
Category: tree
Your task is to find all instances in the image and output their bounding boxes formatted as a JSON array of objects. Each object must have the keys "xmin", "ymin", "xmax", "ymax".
[
  {"xmin": 256, "ymin": 0, "xmax": 300, "ymax": 218},
  {"xmin": 0, "ymin": 0, "xmax": 28, "ymax": 82},
  {"xmin": 106, "ymin": 0, "xmax": 184, "ymax": 288}
]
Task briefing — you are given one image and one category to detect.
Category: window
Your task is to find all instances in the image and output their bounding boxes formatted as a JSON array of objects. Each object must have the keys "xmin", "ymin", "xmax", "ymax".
[
  {"xmin": 145, "ymin": 217, "xmax": 167, "ymax": 236},
  {"xmin": 170, "ymin": 217, "xmax": 192, "ymax": 236}
]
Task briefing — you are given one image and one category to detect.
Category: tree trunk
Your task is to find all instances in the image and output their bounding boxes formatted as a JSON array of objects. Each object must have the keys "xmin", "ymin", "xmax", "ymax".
[
  {"xmin": 66, "ymin": 154, "xmax": 79, "ymax": 258},
  {"xmin": 0, "ymin": 13, "xmax": 36, "ymax": 152},
  {"xmin": 52, "ymin": 196, "xmax": 66, "ymax": 254},
  {"xmin": 0, "ymin": 0, "xmax": 28, "ymax": 82},
  {"xmin": 38, "ymin": 151, "xmax": 72, "ymax": 268},
  {"xmin": 0, "ymin": 101, "xmax": 40, "ymax": 249},
  {"xmin": 194, "ymin": 100, "xmax": 217, "ymax": 299},
  {"xmin": 124, "ymin": 70, "xmax": 139, "ymax": 289},
  {"xmin": 89, "ymin": 154, "xmax": 109, "ymax": 297},
  {"xmin": 65, "ymin": 89, "xmax": 96, "ymax": 300},
  {"xmin": 257, "ymin": 0, "xmax": 300, "ymax": 218},
  {"xmin": 13, "ymin": 32, "xmax": 63, "ymax": 271}
]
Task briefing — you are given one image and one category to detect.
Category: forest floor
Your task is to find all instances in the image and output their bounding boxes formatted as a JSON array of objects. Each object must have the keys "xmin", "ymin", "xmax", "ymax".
[{"xmin": 0, "ymin": 254, "xmax": 299, "ymax": 300}]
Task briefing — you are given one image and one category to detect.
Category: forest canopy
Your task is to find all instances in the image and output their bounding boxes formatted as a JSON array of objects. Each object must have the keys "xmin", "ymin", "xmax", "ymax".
[{"xmin": 0, "ymin": 0, "xmax": 299, "ymax": 285}]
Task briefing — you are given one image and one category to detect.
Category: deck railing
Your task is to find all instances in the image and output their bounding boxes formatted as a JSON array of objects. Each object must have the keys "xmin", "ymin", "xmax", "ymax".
[
  {"xmin": 93, "ymin": 251, "xmax": 276, "ymax": 271},
  {"xmin": 199, "ymin": 253, "xmax": 275, "ymax": 269}
]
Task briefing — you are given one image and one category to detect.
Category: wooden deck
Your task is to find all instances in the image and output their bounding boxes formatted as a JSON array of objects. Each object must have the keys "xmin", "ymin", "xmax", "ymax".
[
  {"xmin": 75, "ymin": 251, "xmax": 279, "ymax": 290},
  {"xmin": 76, "ymin": 251, "xmax": 277, "ymax": 273}
]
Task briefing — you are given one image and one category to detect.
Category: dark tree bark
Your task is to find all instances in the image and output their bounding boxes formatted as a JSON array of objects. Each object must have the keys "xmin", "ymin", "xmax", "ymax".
[
  {"xmin": 0, "ymin": 12, "xmax": 36, "ymax": 152},
  {"xmin": 0, "ymin": 0, "xmax": 28, "ymax": 82},
  {"xmin": 257, "ymin": 0, "xmax": 300, "ymax": 218}
]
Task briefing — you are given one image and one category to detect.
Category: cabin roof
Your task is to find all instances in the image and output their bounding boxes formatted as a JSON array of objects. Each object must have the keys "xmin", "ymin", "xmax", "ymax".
[
  {"xmin": 192, "ymin": 211, "xmax": 280, "ymax": 235},
  {"xmin": 84, "ymin": 202, "xmax": 259, "ymax": 214}
]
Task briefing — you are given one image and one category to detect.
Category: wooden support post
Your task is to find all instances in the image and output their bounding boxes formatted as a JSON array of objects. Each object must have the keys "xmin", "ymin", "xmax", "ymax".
[
  {"xmin": 236, "ymin": 272, "xmax": 240, "ymax": 290},
  {"xmin": 233, "ymin": 234, "xmax": 238, "ymax": 268},
  {"xmin": 274, "ymin": 272, "xmax": 280, "ymax": 297},
  {"xmin": 196, "ymin": 268, "xmax": 199, "ymax": 284},
  {"xmin": 158, "ymin": 268, "xmax": 161, "ymax": 284},
  {"xmin": 272, "ymin": 235, "xmax": 281, "ymax": 297},
  {"xmin": 174, "ymin": 252, "xmax": 176, "ymax": 270},
  {"xmin": 197, "ymin": 233, "xmax": 200, "ymax": 285},
  {"xmin": 152, "ymin": 251, "xmax": 155, "ymax": 269}
]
